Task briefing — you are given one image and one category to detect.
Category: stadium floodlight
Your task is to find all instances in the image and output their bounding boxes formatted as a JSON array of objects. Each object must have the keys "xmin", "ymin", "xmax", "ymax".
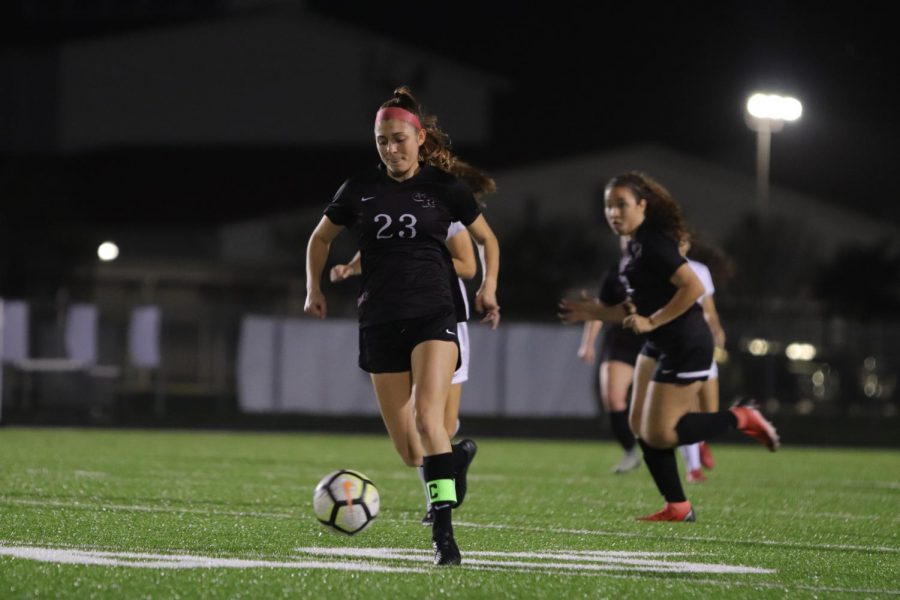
[
  {"xmin": 745, "ymin": 92, "xmax": 803, "ymax": 214},
  {"xmin": 97, "ymin": 241, "xmax": 119, "ymax": 262},
  {"xmin": 747, "ymin": 93, "xmax": 802, "ymax": 121}
]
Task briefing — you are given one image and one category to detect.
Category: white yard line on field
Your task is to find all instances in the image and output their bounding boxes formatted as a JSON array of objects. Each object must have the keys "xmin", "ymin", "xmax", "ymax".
[
  {"xmin": 0, "ymin": 546, "xmax": 425, "ymax": 573},
  {"xmin": 295, "ymin": 547, "xmax": 774, "ymax": 574},
  {"xmin": 3, "ymin": 543, "xmax": 897, "ymax": 596}
]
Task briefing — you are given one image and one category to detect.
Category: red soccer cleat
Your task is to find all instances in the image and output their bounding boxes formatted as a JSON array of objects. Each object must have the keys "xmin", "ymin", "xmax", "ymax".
[
  {"xmin": 686, "ymin": 468, "xmax": 707, "ymax": 484},
  {"xmin": 637, "ymin": 501, "xmax": 696, "ymax": 522},
  {"xmin": 699, "ymin": 442, "xmax": 715, "ymax": 470},
  {"xmin": 730, "ymin": 405, "xmax": 780, "ymax": 451}
]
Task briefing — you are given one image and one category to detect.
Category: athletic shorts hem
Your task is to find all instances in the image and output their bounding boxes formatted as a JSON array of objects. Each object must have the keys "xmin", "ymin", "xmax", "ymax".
[{"xmin": 359, "ymin": 312, "xmax": 461, "ymax": 374}]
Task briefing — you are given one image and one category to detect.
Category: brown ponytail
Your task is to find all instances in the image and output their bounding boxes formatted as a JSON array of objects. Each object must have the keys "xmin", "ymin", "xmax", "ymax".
[
  {"xmin": 604, "ymin": 171, "xmax": 689, "ymax": 243},
  {"xmin": 379, "ymin": 86, "xmax": 496, "ymax": 199}
]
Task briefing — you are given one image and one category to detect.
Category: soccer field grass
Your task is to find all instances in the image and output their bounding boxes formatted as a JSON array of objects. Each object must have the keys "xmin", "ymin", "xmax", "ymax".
[{"xmin": 0, "ymin": 427, "xmax": 897, "ymax": 598}]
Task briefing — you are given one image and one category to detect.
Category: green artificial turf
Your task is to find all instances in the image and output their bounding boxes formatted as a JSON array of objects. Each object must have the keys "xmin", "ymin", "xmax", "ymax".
[{"xmin": 0, "ymin": 427, "xmax": 897, "ymax": 598}]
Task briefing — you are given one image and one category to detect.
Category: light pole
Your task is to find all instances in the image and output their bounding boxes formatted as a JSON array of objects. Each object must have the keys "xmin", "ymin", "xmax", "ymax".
[{"xmin": 745, "ymin": 93, "xmax": 802, "ymax": 215}]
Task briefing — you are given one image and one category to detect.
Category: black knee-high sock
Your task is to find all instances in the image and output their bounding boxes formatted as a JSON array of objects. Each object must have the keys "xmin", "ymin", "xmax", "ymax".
[
  {"xmin": 674, "ymin": 411, "xmax": 738, "ymax": 445},
  {"xmin": 423, "ymin": 452, "xmax": 456, "ymax": 535},
  {"xmin": 609, "ymin": 410, "xmax": 636, "ymax": 451},
  {"xmin": 638, "ymin": 439, "xmax": 687, "ymax": 503}
]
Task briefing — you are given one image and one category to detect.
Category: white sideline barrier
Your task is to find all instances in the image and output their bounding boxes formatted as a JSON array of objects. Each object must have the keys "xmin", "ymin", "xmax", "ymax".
[
  {"xmin": 236, "ymin": 316, "xmax": 280, "ymax": 414},
  {"xmin": 128, "ymin": 305, "xmax": 161, "ymax": 369},
  {"xmin": 65, "ymin": 304, "xmax": 98, "ymax": 365},
  {"xmin": 0, "ymin": 299, "xmax": 31, "ymax": 424},
  {"xmin": 237, "ymin": 316, "xmax": 598, "ymax": 418},
  {"xmin": 279, "ymin": 319, "xmax": 374, "ymax": 415},
  {"xmin": 1, "ymin": 300, "xmax": 29, "ymax": 363}
]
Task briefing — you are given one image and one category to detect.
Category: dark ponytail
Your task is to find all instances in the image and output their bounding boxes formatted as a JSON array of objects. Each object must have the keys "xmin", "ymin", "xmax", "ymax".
[{"xmin": 380, "ymin": 87, "xmax": 496, "ymax": 199}]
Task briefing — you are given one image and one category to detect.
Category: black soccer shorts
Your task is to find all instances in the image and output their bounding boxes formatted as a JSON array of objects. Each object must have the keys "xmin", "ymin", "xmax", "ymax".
[{"xmin": 359, "ymin": 311, "xmax": 461, "ymax": 374}]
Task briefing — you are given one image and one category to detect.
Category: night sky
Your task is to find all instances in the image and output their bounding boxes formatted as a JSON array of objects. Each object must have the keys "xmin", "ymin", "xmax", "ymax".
[
  {"xmin": 2, "ymin": 1, "xmax": 898, "ymax": 227},
  {"xmin": 311, "ymin": 1, "xmax": 900, "ymax": 225}
]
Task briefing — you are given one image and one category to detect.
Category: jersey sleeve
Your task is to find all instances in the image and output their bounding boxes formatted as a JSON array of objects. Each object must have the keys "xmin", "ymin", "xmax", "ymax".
[
  {"xmin": 445, "ymin": 180, "xmax": 481, "ymax": 226},
  {"xmin": 323, "ymin": 179, "xmax": 357, "ymax": 227}
]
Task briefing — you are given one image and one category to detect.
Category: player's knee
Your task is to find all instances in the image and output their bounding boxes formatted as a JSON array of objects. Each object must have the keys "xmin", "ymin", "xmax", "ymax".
[
  {"xmin": 607, "ymin": 389, "xmax": 629, "ymax": 412},
  {"xmin": 414, "ymin": 411, "xmax": 443, "ymax": 441},
  {"xmin": 629, "ymin": 414, "xmax": 641, "ymax": 436},
  {"xmin": 642, "ymin": 427, "xmax": 678, "ymax": 449}
]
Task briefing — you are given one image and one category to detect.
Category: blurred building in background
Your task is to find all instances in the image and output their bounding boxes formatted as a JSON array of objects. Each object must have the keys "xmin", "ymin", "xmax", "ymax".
[{"xmin": 0, "ymin": 2, "xmax": 897, "ymax": 444}]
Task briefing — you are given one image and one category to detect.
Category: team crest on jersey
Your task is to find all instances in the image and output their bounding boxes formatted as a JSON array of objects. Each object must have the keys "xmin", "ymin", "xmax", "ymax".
[{"xmin": 412, "ymin": 192, "xmax": 437, "ymax": 209}]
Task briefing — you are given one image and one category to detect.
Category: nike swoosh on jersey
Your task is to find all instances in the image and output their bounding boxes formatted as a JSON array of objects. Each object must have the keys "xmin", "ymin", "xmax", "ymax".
[{"xmin": 361, "ymin": 196, "xmax": 375, "ymax": 202}]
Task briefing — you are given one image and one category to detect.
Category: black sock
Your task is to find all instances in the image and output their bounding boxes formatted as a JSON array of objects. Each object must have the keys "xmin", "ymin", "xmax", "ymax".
[
  {"xmin": 674, "ymin": 411, "xmax": 739, "ymax": 445},
  {"xmin": 638, "ymin": 439, "xmax": 687, "ymax": 503},
  {"xmin": 423, "ymin": 452, "xmax": 455, "ymax": 536},
  {"xmin": 609, "ymin": 410, "xmax": 636, "ymax": 451}
]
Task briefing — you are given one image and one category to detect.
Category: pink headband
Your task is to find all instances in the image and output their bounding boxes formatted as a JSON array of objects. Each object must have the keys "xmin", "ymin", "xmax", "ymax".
[{"xmin": 375, "ymin": 107, "xmax": 422, "ymax": 130}]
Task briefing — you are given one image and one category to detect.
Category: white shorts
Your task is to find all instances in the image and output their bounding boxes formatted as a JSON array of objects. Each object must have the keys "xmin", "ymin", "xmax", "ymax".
[
  {"xmin": 709, "ymin": 359, "xmax": 719, "ymax": 380},
  {"xmin": 451, "ymin": 321, "xmax": 470, "ymax": 384}
]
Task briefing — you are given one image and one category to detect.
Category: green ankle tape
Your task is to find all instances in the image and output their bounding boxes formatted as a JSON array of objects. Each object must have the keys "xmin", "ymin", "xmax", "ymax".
[{"xmin": 427, "ymin": 478, "xmax": 457, "ymax": 504}]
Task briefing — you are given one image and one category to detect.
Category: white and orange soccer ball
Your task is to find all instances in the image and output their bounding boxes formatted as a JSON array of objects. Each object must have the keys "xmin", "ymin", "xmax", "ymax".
[{"xmin": 312, "ymin": 469, "xmax": 380, "ymax": 535}]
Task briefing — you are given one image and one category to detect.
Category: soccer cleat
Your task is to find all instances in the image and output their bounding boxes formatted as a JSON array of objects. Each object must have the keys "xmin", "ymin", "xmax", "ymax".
[
  {"xmin": 432, "ymin": 532, "xmax": 462, "ymax": 566},
  {"xmin": 686, "ymin": 468, "xmax": 707, "ymax": 484},
  {"xmin": 730, "ymin": 403, "xmax": 780, "ymax": 451},
  {"xmin": 699, "ymin": 441, "xmax": 715, "ymax": 470},
  {"xmin": 612, "ymin": 448, "xmax": 642, "ymax": 474},
  {"xmin": 637, "ymin": 502, "xmax": 696, "ymax": 522},
  {"xmin": 451, "ymin": 439, "xmax": 477, "ymax": 509},
  {"xmin": 421, "ymin": 506, "xmax": 435, "ymax": 526}
]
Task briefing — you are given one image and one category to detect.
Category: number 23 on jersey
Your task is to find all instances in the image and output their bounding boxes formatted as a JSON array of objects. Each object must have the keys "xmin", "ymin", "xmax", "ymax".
[{"xmin": 374, "ymin": 213, "xmax": 418, "ymax": 239}]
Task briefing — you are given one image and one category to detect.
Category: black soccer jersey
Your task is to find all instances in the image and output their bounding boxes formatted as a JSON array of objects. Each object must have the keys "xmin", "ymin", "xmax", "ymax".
[
  {"xmin": 598, "ymin": 262, "xmax": 629, "ymax": 307},
  {"xmin": 324, "ymin": 164, "xmax": 481, "ymax": 327},
  {"xmin": 620, "ymin": 222, "xmax": 705, "ymax": 345},
  {"xmin": 598, "ymin": 262, "xmax": 643, "ymax": 359}
]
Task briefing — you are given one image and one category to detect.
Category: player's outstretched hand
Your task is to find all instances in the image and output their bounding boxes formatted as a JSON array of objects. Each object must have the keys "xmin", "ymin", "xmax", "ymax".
[{"xmin": 558, "ymin": 290, "xmax": 598, "ymax": 324}]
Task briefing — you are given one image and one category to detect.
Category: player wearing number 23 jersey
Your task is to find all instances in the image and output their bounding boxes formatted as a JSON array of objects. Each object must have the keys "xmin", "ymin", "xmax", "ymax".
[
  {"xmin": 325, "ymin": 164, "xmax": 480, "ymax": 328},
  {"xmin": 305, "ymin": 86, "xmax": 500, "ymax": 567}
]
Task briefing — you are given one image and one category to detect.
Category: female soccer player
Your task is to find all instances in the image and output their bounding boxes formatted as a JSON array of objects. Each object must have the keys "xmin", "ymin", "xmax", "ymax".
[
  {"xmin": 305, "ymin": 87, "xmax": 499, "ymax": 565},
  {"xmin": 576, "ymin": 239, "xmax": 643, "ymax": 474},
  {"xmin": 330, "ymin": 221, "xmax": 479, "ymax": 525},
  {"xmin": 560, "ymin": 171, "xmax": 778, "ymax": 522}
]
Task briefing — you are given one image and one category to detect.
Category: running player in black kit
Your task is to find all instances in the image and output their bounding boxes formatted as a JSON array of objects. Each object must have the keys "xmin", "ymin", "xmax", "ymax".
[
  {"xmin": 304, "ymin": 87, "xmax": 500, "ymax": 564},
  {"xmin": 560, "ymin": 171, "xmax": 778, "ymax": 522}
]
